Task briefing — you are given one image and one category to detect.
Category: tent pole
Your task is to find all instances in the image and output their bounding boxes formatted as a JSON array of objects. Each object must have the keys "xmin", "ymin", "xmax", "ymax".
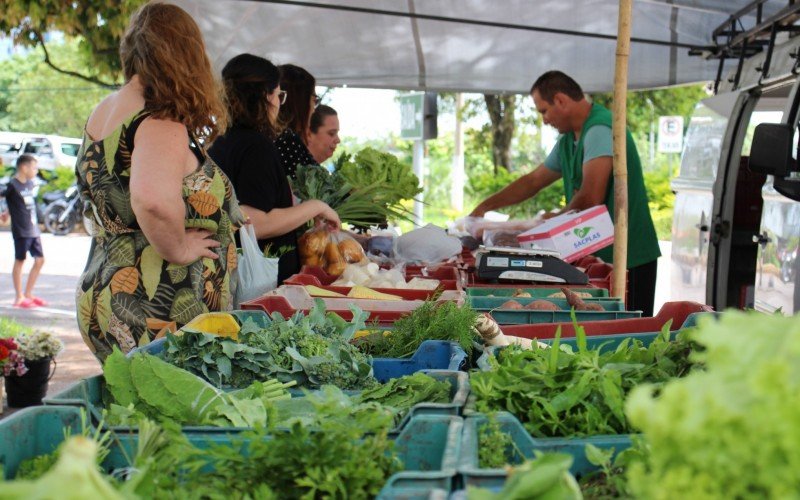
[{"xmin": 612, "ymin": 0, "xmax": 631, "ymax": 303}]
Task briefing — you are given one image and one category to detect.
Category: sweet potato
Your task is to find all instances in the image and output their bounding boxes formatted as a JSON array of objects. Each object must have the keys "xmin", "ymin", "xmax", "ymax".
[
  {"xmin": 524, "ymin": 300, "xmax": 560, "ymax": 311},
  {"xmin": 561, "ymin": 287, "xmax": 604, "ymax": 311},
  {"xmin": 499, "ymin": 300, "xmax": 524, "ymax": 310}
]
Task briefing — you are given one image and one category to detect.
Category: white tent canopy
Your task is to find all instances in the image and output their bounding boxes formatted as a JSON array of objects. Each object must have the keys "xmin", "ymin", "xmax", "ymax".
[{"xmin": 172, "ymin": 0, "xmax": 787, "ymax": 93}]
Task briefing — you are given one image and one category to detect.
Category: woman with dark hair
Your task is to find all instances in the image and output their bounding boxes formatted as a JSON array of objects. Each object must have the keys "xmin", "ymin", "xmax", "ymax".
[
  {"xmin": 307, "ymin": 105, "xmax": 340, "ymax": 164},
  {"xmin": 275, "ymin": 63, "xmax": 318, "ymax": 179},
  {"xmin": 209, "ymin": 54, "xmax": 339, "ymax": 285},
  {"xmin": 74, "ymin": 3, "xmax": 245, "ymax": 361}
]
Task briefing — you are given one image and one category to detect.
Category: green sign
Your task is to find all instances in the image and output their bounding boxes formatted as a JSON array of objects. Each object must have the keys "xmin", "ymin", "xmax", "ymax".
[{"xmin": 400, "ymin": 93, "xmax": 424, "ymax": 140}]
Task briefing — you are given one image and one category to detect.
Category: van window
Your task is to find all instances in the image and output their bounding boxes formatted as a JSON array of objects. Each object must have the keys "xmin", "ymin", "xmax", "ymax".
[
  {"xmin": 679, "ymin": 103, "xmax": 729, "ymax": 181},
  {"xmin": 60, "ymin": 143, "xmax": 80, "ymax": 157}
]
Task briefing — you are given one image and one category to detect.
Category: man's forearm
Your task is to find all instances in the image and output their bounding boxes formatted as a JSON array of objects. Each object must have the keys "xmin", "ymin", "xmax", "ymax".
[{"xmin": 476, "ymin": 172, "xmax": 540, "ymax": 213}]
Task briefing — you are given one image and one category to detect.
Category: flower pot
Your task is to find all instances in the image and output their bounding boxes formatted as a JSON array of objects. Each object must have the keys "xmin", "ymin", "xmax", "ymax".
[{"xmin": 4, "ymin": 357, "xmax": 55, "ymax": 408}]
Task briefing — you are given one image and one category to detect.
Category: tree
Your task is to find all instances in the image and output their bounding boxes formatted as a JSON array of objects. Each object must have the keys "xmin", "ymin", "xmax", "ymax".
[
  {"xmin": 483, "ymin": 94, "xmax": 516, "ymax": 172},
  {"xmin": 0, "ymin": 40, "xmax": 108, "ymax": 136},
  {"xmin": 0, "ymin": 0, "xmax": 146, "ymax": 87}
]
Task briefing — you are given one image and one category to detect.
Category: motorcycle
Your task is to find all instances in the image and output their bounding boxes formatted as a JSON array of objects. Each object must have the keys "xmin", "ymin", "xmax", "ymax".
[{"xmin": 43, "ymin": 184, "xmax": 80, "ymax": 235}]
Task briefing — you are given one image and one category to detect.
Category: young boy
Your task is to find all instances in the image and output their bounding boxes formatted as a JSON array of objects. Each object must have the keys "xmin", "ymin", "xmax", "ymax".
[{"xmin": 0, "ymin": 154, "xmax": 46, "ymax": 308}]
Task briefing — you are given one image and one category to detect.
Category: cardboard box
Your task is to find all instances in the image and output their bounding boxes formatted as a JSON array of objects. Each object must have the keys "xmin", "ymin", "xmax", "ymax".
[{"xmin": 517, "ymin": 205, "xmax": 614, "ymax": 263}]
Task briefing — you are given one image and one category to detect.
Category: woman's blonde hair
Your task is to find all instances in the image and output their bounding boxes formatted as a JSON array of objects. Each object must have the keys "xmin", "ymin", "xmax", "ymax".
[{"xmin": 120, "ymin": 2, "xmax": 227, "ymax": 141}]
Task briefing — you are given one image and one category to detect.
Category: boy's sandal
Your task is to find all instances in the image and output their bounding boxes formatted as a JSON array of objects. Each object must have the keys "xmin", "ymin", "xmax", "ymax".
[
  {"xmin": 14, "ymin": 298, "xmax": 37, "ymax": 309},
  {"xmin": 30, "ymin": 297, "xmax": 48, "ymax": 307}
]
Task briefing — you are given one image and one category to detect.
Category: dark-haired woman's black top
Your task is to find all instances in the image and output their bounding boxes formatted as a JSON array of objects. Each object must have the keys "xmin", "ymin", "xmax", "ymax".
[
  {"xmin": 209, "ymin": 125, "xmax": 299, "ymax": 284},
  {"xmin": 275, "ymin": 128, "xmax": 317, "ymax": 181}
]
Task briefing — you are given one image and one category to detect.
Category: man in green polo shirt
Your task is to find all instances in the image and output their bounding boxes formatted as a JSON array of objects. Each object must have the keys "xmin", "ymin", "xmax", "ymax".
[{"xmin": 471, "ymin": 70, "xmax": 661, "ymax": 316}]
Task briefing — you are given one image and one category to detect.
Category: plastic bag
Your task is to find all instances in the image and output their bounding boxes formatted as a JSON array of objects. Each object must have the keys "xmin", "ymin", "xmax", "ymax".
[
  {"xmin": 236, "ymin": 223, "xmax": 279, "ymax": 304},
  {"xmin": 393, "ymin": 224, "xmax": 462, "ymax": 265},
  {"xmin": 298, "ymin": 227, "xmax": 366, "ymax": 276}
]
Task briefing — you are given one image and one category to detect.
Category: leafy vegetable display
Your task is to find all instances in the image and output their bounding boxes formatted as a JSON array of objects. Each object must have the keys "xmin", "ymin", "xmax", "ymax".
[
  {"xmin": 471, "ymin": 322, "xmax": 694, "ymax": 437},
  {"xmin": 625, "ymin": 311, "xmax": 800, "ymax": 498},
  {"xmin": 103, "ymin": 349, "xmax": 294, "ymax": 427},
  {"xmin": 355, "ymin": 372, "xmax": 450, "ymax": 416},
  {"xmin": 335, "ymin": 147, "xmax": 422, "ymax": 204},
  {"xmin": 293, "ymin": 160, "xmax": 416, "ymax": 227},
  {"xmin": 3, "ymin": 390, "xmax": 402, "ymax": 500},
  {"xmin": 165, "ymin": 301, "xmax": 376, "ymax": 390},
  {"xmin": 356, "ymin": 301, "xmax": 478, "ymax": 358}
]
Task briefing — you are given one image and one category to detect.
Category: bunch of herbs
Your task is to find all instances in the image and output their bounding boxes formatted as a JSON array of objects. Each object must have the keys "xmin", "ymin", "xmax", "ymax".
[
  {"xmin": 356, "ymin": 301, "xmax": 478, "ymax": 358},
  {"xmin": 470, "ymin": 320, "xmax": 694, "ymax": 438}
]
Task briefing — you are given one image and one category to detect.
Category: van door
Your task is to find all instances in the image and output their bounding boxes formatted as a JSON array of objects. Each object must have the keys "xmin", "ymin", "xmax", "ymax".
[
  {"xmin": 670, "ymin": 93, "xmax": 736, "ymax": 305},
  {"xmin": 706, "ymin": 82, "xmax": 794, "ymax": 310}
]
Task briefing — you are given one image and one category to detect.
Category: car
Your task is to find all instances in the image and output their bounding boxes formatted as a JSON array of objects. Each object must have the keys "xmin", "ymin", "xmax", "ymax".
[{"xmin": 0, "ymin": 134, "xmax": 82, "ymax": 172}]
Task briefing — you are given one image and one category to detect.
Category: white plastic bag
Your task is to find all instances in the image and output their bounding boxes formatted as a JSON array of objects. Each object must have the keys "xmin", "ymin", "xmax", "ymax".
[
  {"xmin": 236, "ymin": 223, "xmax": 279, "ymax": 305},
  {"xmin": 394, "ymin": 224, "xmax": 462, "ymax": 264}
]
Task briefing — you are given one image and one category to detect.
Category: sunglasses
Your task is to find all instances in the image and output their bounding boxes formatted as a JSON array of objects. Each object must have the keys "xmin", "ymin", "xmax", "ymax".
[{"xmin": 276, "ymin": 90, "xmax": 288, "ymax": 105}]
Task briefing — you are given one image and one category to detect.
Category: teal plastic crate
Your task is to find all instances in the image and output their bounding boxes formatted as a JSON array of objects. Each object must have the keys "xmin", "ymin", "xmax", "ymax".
[
  {"xmin": 469, "ymin": 296, "xmax": 624, "ymax": 311},
  {"xmin": 465, "ymin": 287, "xmax": 609, "ymax": 298},
  {"xmin": 484, "ymin": 308, "xmax": 641, "ymax": 325},
  {"xmin": 43, "ymin": 370, "xmax": 468, "ymax": 436},
  {"xmin": 1, "ymin": 406, "xmax": 462, "ymax": 496},
  {"xmin": 377, "ymin": 415, "xmax": 463, "ymax": 499},
  {"xmin": 458, "ymin": 413, "xmax": 632, "ymax": 490}
]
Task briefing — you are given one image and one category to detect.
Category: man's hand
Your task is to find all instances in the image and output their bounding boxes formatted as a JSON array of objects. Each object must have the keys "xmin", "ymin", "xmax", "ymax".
[{"xmin": 0, "ymin": 211, "xmax": 8, "ymax": 224}]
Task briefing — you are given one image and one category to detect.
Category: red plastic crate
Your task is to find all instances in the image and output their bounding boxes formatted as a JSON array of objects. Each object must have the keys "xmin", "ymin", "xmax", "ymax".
[
  {"xmin": 240, "ymin": 285, "xmax": 464, "ymax": 323},
  {"xmin": 288, "ymin": 265, "xmax": 461, "ymax": 292},
  {"xmin": 284, "ymin": 271, "xmax": 441, "ymax": 300},
  {"xmin": 498, "ymin": 301, "xmax": 713, "ymax": 340}
]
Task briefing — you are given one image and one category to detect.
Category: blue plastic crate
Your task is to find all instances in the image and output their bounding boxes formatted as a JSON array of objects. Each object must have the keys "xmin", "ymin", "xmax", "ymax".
[
  {"xmin": 458, "ymin": 413, "xmax": 632, "ymax": 490},
  {"xmin": 465, "ymin": 287, "xmax": 609, "ymax": 298},
  {"xmin": 373, "ymin": 340, "xmax": 467, "ymax": 382},
  {"xmin": 468, "ymin": 296, "xmax": 623, "ymax": 311}
]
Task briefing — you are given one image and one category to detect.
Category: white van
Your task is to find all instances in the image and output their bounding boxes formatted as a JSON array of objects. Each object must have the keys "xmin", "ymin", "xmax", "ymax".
[
  {"xmin": 671, "ymin": 26, "xmax": 800, "ymax": 314},
  {"xmin": 0, "ymin": 135, "xmax": 82, "ymax": 171}
]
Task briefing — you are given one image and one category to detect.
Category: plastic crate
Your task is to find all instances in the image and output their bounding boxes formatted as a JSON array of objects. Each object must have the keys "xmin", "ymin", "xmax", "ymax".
[
  {"xmin": 283, "ymin": 273, "xmax": 443, "ymax": 300},
  {"xmin": 294, "ymin": 265, "xmax": 462, "ymax": 292},
  {"xmin": 465, "ymin": 287, "xmax": 609, "ymax": 298},
  {"xmin": 240, "ymin": 285, "xmax": 464, "ymax": 323},
  {"xmin": 499, "ymin": 301, "xmax": 714, "ymax": 340},
  {"xmin": 458, "ymin": 413, "xmax": 632, "ymax": 489},
  {"xmin": 2, "ymin": 406, "xmax": 462, "ymax": 495},
  {"xmin": 486, "ymin": 308, "xmax": 641, "ymax": 325},
  {"xmin": 377, "ymin": 415, "xmax": 463, "ymax": 499},
  {"xmin": 44, "ymin": 369, "xmax": 468, "ymax": 436},
  {"xmin": 468, "ymin": 296, "xmax": 624, "ymax": 311},
  {"xmin": 373, "ymin": 341, "xmax": 467, "ymax": 382}
]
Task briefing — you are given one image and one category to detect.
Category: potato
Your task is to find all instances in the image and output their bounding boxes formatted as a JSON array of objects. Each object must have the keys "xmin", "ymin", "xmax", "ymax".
[
  {"xmin": 339, "ymin": 239, "xmax": 365, "ymax": 263},
  {"xmin": 324, "ymin": 242, "xmax": 346, "ymax": 276},
  {"xmin": 524, "ymin": 300, "xmax": 560, "ymax": 311},
  {"xmin": 512, "ymin": 288, "xmax": 532, "ymax": 298},
  {"xmin": 499, "ymin": 300, "xmax": 524, "ymax": 309}
]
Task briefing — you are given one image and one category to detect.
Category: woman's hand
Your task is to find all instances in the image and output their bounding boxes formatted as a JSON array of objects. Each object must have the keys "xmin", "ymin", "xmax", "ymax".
[
  {"xmin": 173, "ymin": 228, "xmax": 221, "ymax": 265},
  {"xmin": 314, "ymin": 202, "xmax": 341, "ymax": 231}
]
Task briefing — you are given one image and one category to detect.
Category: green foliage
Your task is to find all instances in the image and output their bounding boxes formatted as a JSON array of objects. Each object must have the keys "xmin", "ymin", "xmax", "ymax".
[
  {"xmin": 643, "ymin": 163, "xmax": 675, "ymax": 241},
  {"xmin": 625, "ymin": 312, "xmax": 800, "ymax": 498},
  {"xmin": 0, "ymin": 316, "xmax": 32, "ymax": 338},
  {"xmin": 103, "ymin": 349, "xmax": 294, "ymax": 427},
  {"xmin": 336, "ymin": 147, "xmax": 422, "ymax": 202},
  {"xmin": 467, "ymin": 166, "xmax": 565, "ymax": 219},
  {"xmin": 0, "ymin": 40, "xmax": 109, "ymax": 136},
  {"xmin": 471, "ymin": 321, "xmax": 694, "ymax": 438},
  {"xmin": 477, "ymin": 414, "xmax": 522, "ymax": 469},
  {"xmin": 0, "ymin": 1, "xmax": 146, "ymax": 82},
  {"xmin": 165, "ymin": 301, "xmax": 376, "ymax": 390},
  {"xmin": 467, "ymin": 453, "xmax": 582, "ymax": 500},
  {"xmin": 356, "ymin": 372, "xmax": 451, "ymax": 417},
  {"xmin": 356, "ymin": 301, "xmax": 478, "ymax": 358},
  {"xmin": 38, "ymin": 166, "xmax": 75, "ymax": 200}
]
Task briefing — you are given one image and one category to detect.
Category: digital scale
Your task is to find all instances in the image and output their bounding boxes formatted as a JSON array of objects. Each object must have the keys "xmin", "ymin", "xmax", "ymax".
[{"xmin": 475, "ymin": 246, "xmax": 589, "ymax": 284}]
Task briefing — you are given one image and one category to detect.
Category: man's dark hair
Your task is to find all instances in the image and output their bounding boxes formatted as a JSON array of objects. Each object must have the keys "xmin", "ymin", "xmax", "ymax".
[
  {"xmin": 310, "ymin": 105, "xmax": 337, "ymax": 133},
  {"xmin": 530, "ymin": 71, "xmax": 584, "ymax": 103},
  {"xmin": 16, "ymin": 154, "xmax": 37, "ymax": 168}
]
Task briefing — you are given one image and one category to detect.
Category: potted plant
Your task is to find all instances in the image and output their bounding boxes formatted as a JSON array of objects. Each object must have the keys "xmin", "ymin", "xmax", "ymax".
[
  {"xmin": 4, "ymin": 330, "xmax": 64, "ymax": 408},
  {"xmin": 0, "ymin": 337, "xmax": 26, "ymax": 409}
]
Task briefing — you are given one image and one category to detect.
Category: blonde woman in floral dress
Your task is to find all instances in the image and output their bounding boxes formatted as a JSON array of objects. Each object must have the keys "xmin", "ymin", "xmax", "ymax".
[{"xmin": 74, "ymin": 3, "xmax": 245, "ymax": 362}]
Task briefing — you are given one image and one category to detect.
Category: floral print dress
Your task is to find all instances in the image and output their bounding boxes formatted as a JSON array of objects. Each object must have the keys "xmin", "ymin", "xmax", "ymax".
[{"xmin": 75, "ymin": 110, "xmax": 245, "ymax": 362}]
